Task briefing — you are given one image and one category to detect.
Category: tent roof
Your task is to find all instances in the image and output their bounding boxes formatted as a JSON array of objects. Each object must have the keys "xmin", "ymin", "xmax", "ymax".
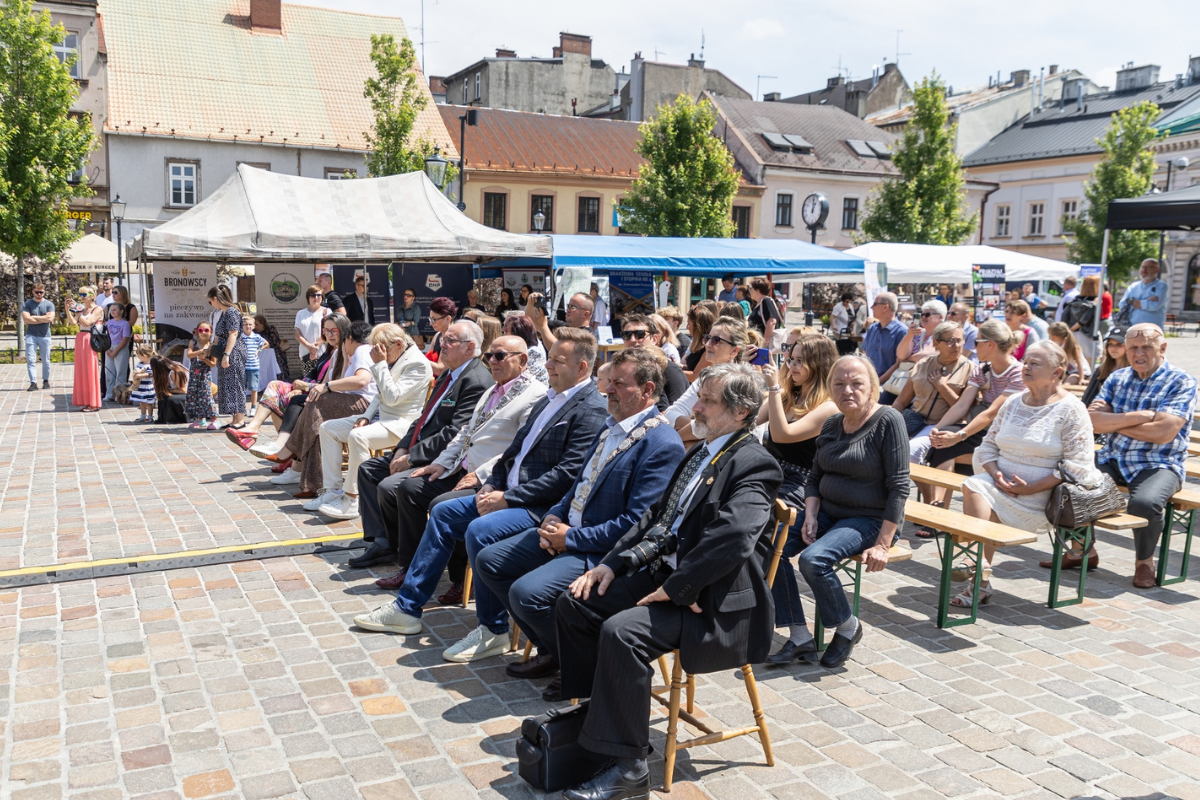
[
  {"xmin": 131, "ymin": 165, "xmax": 552, "ymax": 262},
  {"xmin": 842, "ymin": 242, "xmax": 1081, "ymax": 283},
  {"xmin": 1107, "ymin": 183, "xmax": 1200, "ymax": 231},
  {"xmin": 62, "ymin": 234, "xmax": 119, "ymax": 272}
]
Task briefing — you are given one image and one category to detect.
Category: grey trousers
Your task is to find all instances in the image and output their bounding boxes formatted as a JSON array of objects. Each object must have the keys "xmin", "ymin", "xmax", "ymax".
[{"xmin": 1098, "ymin": 462, "xmax": 1181, "ymax": 561}]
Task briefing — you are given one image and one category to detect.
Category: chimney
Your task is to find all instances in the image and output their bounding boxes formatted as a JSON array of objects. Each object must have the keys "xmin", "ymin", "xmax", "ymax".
[
  {"xmin": 1049, "ymin": 64, "xmax": 1058, "ymax": 76},
  {"xmin": 428, "ymin": 76, "xmax": 446, "ymax": 95},
  {"xmin": 559, "ymin": 32, "xmax": 592, "ymax": 58},
  {"xmin": 688, "ymin": 53, "xmax": 705, "ymax": 68},
  {"xmin": 1187, "ymin": 55, "xmax": 1200, "ymax": 85},
  {"xmin": 249, "ymin": 0, "xmax": 281, "ymax": 33},
  {"xmin": 1115, "ymin": 63, "xmax": 1160, "ymax": 91},
  {"xmin": 495, "ymin": 48, "xmax": 516, "ymax": 58},
  {"xmin": 1011, "ymin": 69, "xmax": 1030, "ymax": 87},
  {"xmin": 763, "ymin": 91, "xmax": 781, "ymax": 102},
  {"xmin": 827, "ymin": 75, "xmax": 846, "ymax": 88}
]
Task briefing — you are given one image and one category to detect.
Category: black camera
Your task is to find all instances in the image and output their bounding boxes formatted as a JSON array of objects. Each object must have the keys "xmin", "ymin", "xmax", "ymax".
[
  {"xmin": 618, "ymin": 525, "xmax": 677, "ymax": 573},
  {"xmin": 530, "ymin": 292, "xmax": 550, "ymax": 315}
]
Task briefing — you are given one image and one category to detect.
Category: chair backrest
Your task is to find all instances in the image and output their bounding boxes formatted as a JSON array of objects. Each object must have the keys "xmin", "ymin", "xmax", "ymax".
[{"xmin": 766, "ymin": 499, "xmax": 797, "ymax": 589}]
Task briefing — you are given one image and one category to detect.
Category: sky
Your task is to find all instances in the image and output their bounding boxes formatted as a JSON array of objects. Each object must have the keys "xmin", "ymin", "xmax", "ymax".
[{"xmin": 307, "ymin": 0, "xmax": 1196, "ymax": 101}]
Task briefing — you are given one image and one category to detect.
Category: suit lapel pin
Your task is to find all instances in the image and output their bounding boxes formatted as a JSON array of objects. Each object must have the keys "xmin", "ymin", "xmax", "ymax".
[{"xmin": 705, "ymin": 477, "xmax": 714, "ymax": 485}]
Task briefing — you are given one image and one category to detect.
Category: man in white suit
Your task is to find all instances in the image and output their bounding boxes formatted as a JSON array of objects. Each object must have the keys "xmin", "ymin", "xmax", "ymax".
[
  {"xmin": 372, "ymin": 334, "xmax": 547, "ymax": 587},
  {"xmin": 314, "ymin": 324, "xmax": 433, "ymax": 520}
]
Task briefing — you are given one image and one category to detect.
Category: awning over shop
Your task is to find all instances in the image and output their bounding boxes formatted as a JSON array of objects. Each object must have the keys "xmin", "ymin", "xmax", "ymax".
[
  {"xmin": 130, "ymin": 165, "xmax": 552, "ymax": 262},
  {"xmin": 1108, "ymin": 183, "xmax": 1200, "ymax": 231},
  {"xmin": 61, "ymin": 233, "xmax": 119, "ymax": 272},
  {"xmin": 834, "ymin": 242, "xmax": 1081, "ymax": 284}
]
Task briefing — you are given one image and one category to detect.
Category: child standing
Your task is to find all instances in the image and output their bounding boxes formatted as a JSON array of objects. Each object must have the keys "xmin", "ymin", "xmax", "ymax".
[
  {"xmin": 129, "ymin": 345, "xmax": 158, "ymax": 422},
  {"xmin": 102, "ymin": 304, "xmax": 132, "ymax": 402},
  {"xmin": 241, "ymin": 315, "xmax": 266, "ymax": 414},
  {"xmin": 185, "ymin": 323, "xmax": 219, "ymax": 430}
]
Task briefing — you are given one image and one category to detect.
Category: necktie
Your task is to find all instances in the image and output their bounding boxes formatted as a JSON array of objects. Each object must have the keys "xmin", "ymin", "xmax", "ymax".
[
  {"xmin": 410, "ymin": 375, "xmax": 450, "ymax": 442},
  {"xmin": 656, "ymin": 446, "xmax": 709, "ymax": 530}
]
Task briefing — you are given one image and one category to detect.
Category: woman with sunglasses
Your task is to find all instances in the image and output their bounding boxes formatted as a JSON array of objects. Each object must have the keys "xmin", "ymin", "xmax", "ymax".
[
  {"xmin": 295, "ymin": 285, "xmax": 330, "ymax": 374},
  {"xmin": 896, "ymin": 299, "xmax": 946, "ymax": 365},
  {"xmin": 892, "ymin": 321, "xmax": 972, "ymax": 464},
  {"xmin": 665, "ymin": 320, "xmax": 752, "ymax": 438},
  {"xmin": 398, "ymin": 288, "xmax": 422, "ymax": 347},
  {"xmin": 759, "ymin": 334, "xmax": 841, "ymax": 663},
  {"xmin": 425, "ymin": 297, "xmax": 458, "ymax": 377},
  {"xmin": 65, "ymin": 285, "xmax": 104, "ymax": 411}
]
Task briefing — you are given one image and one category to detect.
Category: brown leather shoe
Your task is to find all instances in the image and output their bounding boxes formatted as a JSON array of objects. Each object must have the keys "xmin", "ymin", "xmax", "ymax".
[
  {"xmin": 1039, "ymin": 548, "xmax": 1099, "ymax": 570},
  {"xmin": 1132, "ymin": 562, "xmax": 1156, "ymax": 589},
  {"xmin": 375, "ymin": 568, "xmax": 407, "ymax": 590},
  {"xmin": 437, "ymin": 581, "xmax": 465, "ymax": 606},
  {"xmin": 506, "ymin": 653, "xmax": 559, "ymax": 679},
  {"xmin": 292, "ymin": 490, "xmax": 317, "ymax": 500}
]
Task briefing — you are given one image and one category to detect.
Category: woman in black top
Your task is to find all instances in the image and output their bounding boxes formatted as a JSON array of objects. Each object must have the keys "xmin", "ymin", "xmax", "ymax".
[
  {"xmin": 785, "ymin": 355, "xmax": 910, "ymax": 669},
  {"xmin": 683, "ymin": 305, "xmax": 715, "ymax": 377},
  {"xmin": 747, "ymin": 278, "xmax": 782, "ymax": 341},
  {"xmin": 759, "ymin": 335, "xmax": 839, "ymax": 665},
  {"xmin": 494, "ymin": 287, "xmax": 519, "ymax": 318}
]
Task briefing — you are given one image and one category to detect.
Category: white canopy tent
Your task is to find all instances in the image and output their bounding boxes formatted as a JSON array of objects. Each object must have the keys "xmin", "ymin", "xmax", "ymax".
[
  {"xmin": 842, "ymin": 242, "xmax": 1079, "ymax": 284},
  {"xmin": 61, "ymin": 233, "xmax": 119, "ymax": 273},
  {"xmin": 130, "ymin": 165, "xmax": 552, "ymax": 262}
]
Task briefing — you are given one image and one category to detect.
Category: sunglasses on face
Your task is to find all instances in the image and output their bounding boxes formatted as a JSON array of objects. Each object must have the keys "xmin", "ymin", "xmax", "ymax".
[
  {"xmin": 921, "ymin": 312, "xmax": 940, "ymax": 318},
  {"xmin": 310, "ymin": 294, "xmax": 323, "ymax": 300},
  {"xmin": 703, "ymin": 334, "xmax": 734, "ymax": 347},
  {"xmin": 483, "ymin": 351, "xmax": 516, "ymax": 362},
  {"xmin": 198, "ymin": 328, "xmax": 211, "ymax": 334},
  {"xmin": 621, "ymin": 329, "xmax": 649, "ymax": 340}
]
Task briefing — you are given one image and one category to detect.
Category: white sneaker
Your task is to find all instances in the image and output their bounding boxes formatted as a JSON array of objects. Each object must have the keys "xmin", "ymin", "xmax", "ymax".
[
  {"xmin": 269, "ymin": 466, "xmax": 301, "ymax": 485},
  {"xmin": 442, "ymin": 625, "xmax": 510, "ymax": 663},
  {"xmin": 303, "ymin": 489, "xmax": 340, "ymax": 511},
  {"xmin": 353, "ymin": 604, "xmax": 422, "ymax": 634},
  {"xmin": 318, "ymin": 493, "xmax": 360, "ymax": 520},
  {"xmin": 250, "ymin": 440, "xmax": 281, "ymax": 459}
]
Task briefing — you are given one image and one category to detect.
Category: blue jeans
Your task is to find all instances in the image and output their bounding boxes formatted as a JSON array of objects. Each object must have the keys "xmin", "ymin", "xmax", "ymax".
[
  {"xmin": 25, "ymin": 335, "xmax": 51, "ymax": 382},
  {"xmin": 475, "ymin": 530, "xmax": 590, "ymax": 658},
  {"xmin": 392, "ymin": 495, "xmax": 535, "ymax": 634},
  {"xmin": 775, "ymin": 509, "xmax": 884, "ymax": 629}
]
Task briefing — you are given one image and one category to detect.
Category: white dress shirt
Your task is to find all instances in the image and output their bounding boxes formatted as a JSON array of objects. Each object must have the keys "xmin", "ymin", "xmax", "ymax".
[
  {"xmin": 506, "ymin": 380, "xmax": 590, "ymax": 490},
  {"xmin": 567, "ymin": 404, "xmax": 657, "ymax": 527}
]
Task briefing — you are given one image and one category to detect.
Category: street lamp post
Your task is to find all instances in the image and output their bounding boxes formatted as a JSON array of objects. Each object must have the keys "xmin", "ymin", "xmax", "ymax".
[
  {"xmin": 1159, "ymin": 156, "xmax": 1189, "ymax": 261},
  {"xmin": 423, "ymin": 146, "xmax": 448, "ymax": 190},
  {"xmin": 456, "ymin": 109, "xmax": 477, "ymax": 212},
  {"xmin": 532, "ymin": 209, "xmax": 545, "ymax": 233},
  {"xmin": 111, "ymin": 195, "xmax": 127, "ymax": 286}
]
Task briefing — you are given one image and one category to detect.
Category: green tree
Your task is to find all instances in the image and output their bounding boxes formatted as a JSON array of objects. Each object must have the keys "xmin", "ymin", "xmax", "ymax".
[
  {"xmin": 618, "ymin": 94, "xmax": 739, "ymax": 237},
  {"xmin": 1063, "ymin": 101, "xmax": 1161, "ymax": 283},
  {"xmin": 0, "ymin": 0, "xmax": 96, "ymax": 338},
  {"xmin": 363, "ymin": 34, "xmax": 455, "ymax": 186},
  {"xmin": 858, "ymin": 73, "xmax": 976, "ymax": 245}
]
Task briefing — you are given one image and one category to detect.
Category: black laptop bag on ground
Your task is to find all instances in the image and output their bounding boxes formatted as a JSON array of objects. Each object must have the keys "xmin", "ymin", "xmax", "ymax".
[{"xmin": 516, "ymin": 701, "xmax": 609, "ymax": 792}]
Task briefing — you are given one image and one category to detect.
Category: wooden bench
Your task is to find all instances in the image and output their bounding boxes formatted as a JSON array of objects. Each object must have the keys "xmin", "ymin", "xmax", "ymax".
[
  {"xmin": 812, "ymin": 545, "xmax": 912, "ymax": 650},
  {"xmin": 1187, "ymin": 460, "xmax": 1200, "ymax": 481}
]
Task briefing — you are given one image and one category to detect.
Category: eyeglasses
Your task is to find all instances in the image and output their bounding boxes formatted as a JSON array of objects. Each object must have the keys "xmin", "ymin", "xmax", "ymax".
[
  {"xmin": 404, "ymin": 293, "xmax": 416, "ymax": 299},
  {"xmin": 430, "ymin": 313, "xmax": 449, "ymax": 323},
  {"xmin": 871, "ymin": 300, "xmax": 887, "ymax": 306},
  {"xmin": 921, "ymin": 312, "xmax": 941, "ymax": 318},
  {"xmin": 621, "ymin": 329, "xmax": 649, "ymax": 340},
  {"xmin": 322, "ymin": 327, "xmax": 340, "ymax": 335},
  {"xmin": 482, "ymin": 351, "xmax": 516, "ymax": 362},
  {"xmin": 567, "ymin": 303, "xmax": 589, "ymax": 313},
  {"xmin": 440, "ymin": 335, "xmax": 465, "ymax": 346},
  {"xmin": 309, "ymin": 293, "xmax": 323, "ymax": 299},
  {"xmin": 786, "ymin": 357, "xmax": 806, "ymax": 367},
  {"xmin": 938, "ymin": 338, "xmax": 965, "ymax": 346},
  {"xmin": 703, "ymin": 334, "xmax": 735, "ymax": 347}
]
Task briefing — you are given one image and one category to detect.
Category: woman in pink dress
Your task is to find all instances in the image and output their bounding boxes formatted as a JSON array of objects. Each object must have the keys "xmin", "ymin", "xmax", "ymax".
[{"xmin": 65, "ymin": 286, "xmax": 103, "ymax": 411}]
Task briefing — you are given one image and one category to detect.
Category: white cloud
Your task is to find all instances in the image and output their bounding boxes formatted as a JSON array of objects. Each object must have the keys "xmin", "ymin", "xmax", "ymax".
[{"xmin": 737, "ymin": 18, "xmax": 785, "ymax": 42}]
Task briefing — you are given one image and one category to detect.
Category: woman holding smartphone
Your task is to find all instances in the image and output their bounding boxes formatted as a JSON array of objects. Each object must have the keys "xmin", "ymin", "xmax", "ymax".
[{"xmin": 65, "ymin": 286, "xmax": 104, "ymax": 411}]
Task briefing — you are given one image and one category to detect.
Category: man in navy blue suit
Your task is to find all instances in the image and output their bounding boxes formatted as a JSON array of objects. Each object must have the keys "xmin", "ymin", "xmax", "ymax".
[
  {"xmin": 353, "ymin": 328, "xmax": 610, "ymax": 664},
  {"xmin": 475, "ymin": 348, "xmax": 685, "ymax": 693}
]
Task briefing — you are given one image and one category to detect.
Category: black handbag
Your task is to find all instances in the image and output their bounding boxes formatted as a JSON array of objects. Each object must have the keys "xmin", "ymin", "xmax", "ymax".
[
  {"xmin": 89, "ymin": 323, "xmax": 111, "ymax": 353},
  {"xmin": 1045, "ymin": 460, "xmax": 1127, "ymax": 529},
  {"xmin": 516, "ymin": 702, "xmax": 608, "ymax": 792}
]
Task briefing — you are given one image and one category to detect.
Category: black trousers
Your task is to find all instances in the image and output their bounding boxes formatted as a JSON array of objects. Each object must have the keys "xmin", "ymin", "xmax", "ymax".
[
  {"xmin": 279, "ymin": 394, "xmax": 308, "ymax": 434},
  {"xmin": 555, "ymin": 567, "xmax": 682, "ymax": 760},
  {"xmin": 357, "ymin": 455, "xmax": 394, "ymax": 543},
  {"xmin": 1097, "ymin": 462, "xmax": 1181, "ymax": 561}
]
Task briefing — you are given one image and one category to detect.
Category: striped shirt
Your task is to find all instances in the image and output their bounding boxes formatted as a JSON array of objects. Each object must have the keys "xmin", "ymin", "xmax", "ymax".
[
  {"xmin": 243, "ymin": 332, "xmax": 266, "ymax": 371},
  {"xmin": 970, "ymin": 361, "xmax": 1025, "ymax": 406},
  {"xmin": 1098, "ymin": 360, "xmax": 1197, "ymax": 482}
]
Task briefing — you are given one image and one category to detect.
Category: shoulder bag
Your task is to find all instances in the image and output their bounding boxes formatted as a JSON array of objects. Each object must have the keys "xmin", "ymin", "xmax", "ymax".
[
  {"xmin": 881, "ymin": 362, "xmax": 912, "ymax": 396},
  {"xmin": 1045, "ymin": 460, "xmax": 1127, "ymax": 530},
  {"xmin": 516, "ymin": 702, "xmax": 609, "ymax": 792},
  {"xmin": 89, "ymin": 323, "xmax": 111, "ymax": 353}
]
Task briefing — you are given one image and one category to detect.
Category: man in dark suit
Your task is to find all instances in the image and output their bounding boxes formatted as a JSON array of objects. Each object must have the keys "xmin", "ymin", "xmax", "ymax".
[
  {"xmin": 349, "ymin": 321, "xmax": 492, "ymax": 570},
  {"xmin": 353, "ymin": 328, "xmax": 609, "ymax": 663},
  {"xmin": 554, "ymin": 363, "xmax": 783, "ymax": 800},
  {"xmin": 342, "ymin": 274, "xmax": 376, "ymax": 325},
  {"xmin": 475, "ymin": 347, "xmax": 684, "ymax": 687}
]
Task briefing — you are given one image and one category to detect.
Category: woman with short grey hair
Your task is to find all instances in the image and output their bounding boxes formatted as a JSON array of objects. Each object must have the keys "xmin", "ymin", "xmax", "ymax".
[{"xmin": 896, "ymin": 298, "xmax": 947, "ymax": 365}]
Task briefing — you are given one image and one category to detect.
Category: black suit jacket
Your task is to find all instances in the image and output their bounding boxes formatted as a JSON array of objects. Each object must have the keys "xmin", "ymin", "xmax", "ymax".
[
  {"xmin": 600, "ymin": 435, "xmax": 783, "ymax": 674},
  {"xmin": 343, "ymin": 292, "xmax": 376, "ymax": 325},
  {"xmin": 486, "ymin": 382, "xmax": 608, "ymax": 519},
  {"xmin": 394, "ymin": 358, "xmax": 493, "ymax": 467}
]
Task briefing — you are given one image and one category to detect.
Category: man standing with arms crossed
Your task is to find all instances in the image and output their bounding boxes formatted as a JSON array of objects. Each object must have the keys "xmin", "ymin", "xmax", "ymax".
[{"xmin": 23, "ymin": 284, "xmax": 55, "ymax": 391}]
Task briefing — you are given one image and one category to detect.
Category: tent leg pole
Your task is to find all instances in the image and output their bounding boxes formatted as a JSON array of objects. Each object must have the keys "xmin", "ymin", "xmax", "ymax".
[{"xmin": 1095, "ymin": 228, "xmax": 1109, "ymax": 368}]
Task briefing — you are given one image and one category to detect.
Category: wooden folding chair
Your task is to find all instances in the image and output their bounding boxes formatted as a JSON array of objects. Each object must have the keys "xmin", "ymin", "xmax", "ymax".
[{"xmin": 652, "ymin": 499, "xmax": 796, "ymax": 792}]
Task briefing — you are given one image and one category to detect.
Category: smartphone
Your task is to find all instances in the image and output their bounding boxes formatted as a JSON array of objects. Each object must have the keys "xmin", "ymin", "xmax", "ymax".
[{"xmin": 751, "ymin": 347, "xmax": 770, "ymax": 366}]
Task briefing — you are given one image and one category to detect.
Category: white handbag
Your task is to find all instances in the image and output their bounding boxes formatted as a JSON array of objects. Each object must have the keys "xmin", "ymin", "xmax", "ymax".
[{"xmin": 881, "ymin": 362, "xmax": 913, "ymax": 395}]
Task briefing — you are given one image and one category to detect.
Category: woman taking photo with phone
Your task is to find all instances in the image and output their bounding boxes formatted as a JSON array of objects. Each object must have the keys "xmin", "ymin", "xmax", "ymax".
[{"xmin": 65, "ymin": 286, "xmax": 104, "ymax": 412}]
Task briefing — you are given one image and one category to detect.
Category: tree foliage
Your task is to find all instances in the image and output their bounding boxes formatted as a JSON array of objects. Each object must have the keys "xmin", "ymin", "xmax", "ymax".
[
  {"xmin": 363, "ymin": 34, "xmax": 456, "ymax": 185},
  {"xmin": 619, "ymin": 95, "xmax": 740, "ymax": 237},
  {"xmin": 0, "ymin": 0, "xmax": 96, "ymax": 262},
  {"xmin": 1063, "ymin": 101, "xmax": 1161, "ymax": 283},
  {"xmin": 858, "ymin": 73, "xmax": 976, "ymax": 245}
]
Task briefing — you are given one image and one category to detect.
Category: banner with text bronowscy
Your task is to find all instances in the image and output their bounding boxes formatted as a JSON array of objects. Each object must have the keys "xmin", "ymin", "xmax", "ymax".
[
  {"xmin": 256, "ymin": 263, "xmax": 314, "ymax": 377},
  {"xmin": 153, "ymin": 262, "xmax": 219, "ymax": 332}
]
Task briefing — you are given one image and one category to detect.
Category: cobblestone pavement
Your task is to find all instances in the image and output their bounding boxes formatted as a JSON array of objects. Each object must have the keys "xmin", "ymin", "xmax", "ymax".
[{"xmin": 2, "ymin": 349, "xmax": 1200, "ymax": 800}]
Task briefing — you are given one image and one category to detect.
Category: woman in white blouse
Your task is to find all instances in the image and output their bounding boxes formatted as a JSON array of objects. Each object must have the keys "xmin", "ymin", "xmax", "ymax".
[{"xmin": 958, "ymin": 341, "xmax": 1102, "ymax": 607}]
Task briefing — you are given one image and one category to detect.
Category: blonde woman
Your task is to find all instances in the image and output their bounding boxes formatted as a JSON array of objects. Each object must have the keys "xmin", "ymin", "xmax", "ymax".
[
  {"xmin": 65, "ymin": 286, "xmax": 104, "ymax": 411},
  {"xmin": 650, "ymin": 313, "xmax": 682, "ymax": 364},
  {"xmin": 1048, "ymin": 321, "xmax": 1090, "ymax": 385}
]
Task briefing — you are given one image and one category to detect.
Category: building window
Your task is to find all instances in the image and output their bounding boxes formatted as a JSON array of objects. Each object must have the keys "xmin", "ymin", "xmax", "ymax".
[
  {"xmin": 732, "ymin": 206, "xmax": 751, "ymax": 238},
  {"xmin": 474, "ymin": 72, "xmax": 481, "ymax": 100},
  {"xmin": 775, "ymin": 194, "xmax": 793, "ymax": 227},
  {"xmin": 54, "ymin": 32, "xmax": 80, "ymax": 78},
  {"xmin": 68, "ymin": 159, "xmax": 85, "ymax": 185},
  {"xmin": 841, "ymin": 197, "xmax": 859, "ymax": 230},
  {"xmin": 1028, "ymin": 202, "xmax": 1045, "ymax": 236},
  {"xmin": 483, "ymin": 192, "xmax": 507, "ymax": 230},
  {"xmin": 168, "ymin": 162, "xmax": 197, "ymax": 207},
  {"xmin": 461, "ymin": 80, "xmax": 468, "ymax": 104},
  {"xmin": 995, "ymin": 205, "xmax": 1010, "ymax": 237},
  {"xmin": 324, "ymin": 167, "xmax": 357, "ymax": 179},
  {"xmin": 1060, "ymin": 199, "xmax": 1079, "ymax": 231},
  {"xmin": 577, "ymin": 197, "xmax": 600, "ymax": 233},
  {"xmin": 530, "ymin": 195, "xmax": 554, "ymax": 232}
]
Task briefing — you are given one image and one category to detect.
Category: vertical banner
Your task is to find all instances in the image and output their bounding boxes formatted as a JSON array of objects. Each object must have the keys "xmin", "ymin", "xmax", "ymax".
[
  {"xmin": 972, "ymin": 264, "xmax": 1006, "ymax": 323},
  {"xmin": 153, "ymin": 262, "xmax": 219, "ymax": 333},
  {"xmin": 332, "ymin": 264, "xmax": 392, "ymax": 323},
  {"xmin": 393, "ymin": 262, "xmax": 473, "ymax": 338},
  {"xmin": 255, "ymin": 263, "xmax": 311, "ymax": 376}
]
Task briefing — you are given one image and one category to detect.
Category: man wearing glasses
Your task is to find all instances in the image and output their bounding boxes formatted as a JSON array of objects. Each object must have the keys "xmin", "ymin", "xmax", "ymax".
[
  {"xmin": 947, "ymin": 302, "xmax": 978, "ymax": 362},
  {"xmin": 861, "ymin": 291, "xmax": 906, "ymax": 404},
  {"xmin": 22, "ymin": 284, "xmax": 55, "ymax": 391},
  {"xmin": 526, "ymin": 291, "xmax": 593, "ymax": 349},
  {"xmin": 620, "ymin": 314, "xmax": 688, "ymax": 410}
]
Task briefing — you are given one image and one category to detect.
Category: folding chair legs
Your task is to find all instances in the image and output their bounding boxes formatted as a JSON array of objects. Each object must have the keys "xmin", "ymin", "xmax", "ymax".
[
  {"xmin": 1158, "ymin": 506, "xmax": 1196, "ymax": 587},
  {"xmin": 461, "ymin": 566, "xmax": 472, "ymax": 609}
]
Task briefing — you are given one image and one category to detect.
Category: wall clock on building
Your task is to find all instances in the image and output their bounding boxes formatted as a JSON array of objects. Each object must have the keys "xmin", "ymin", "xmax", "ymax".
[{"xmin": 801, "ymin": 192, "xmax": 829, "ymax": 243}]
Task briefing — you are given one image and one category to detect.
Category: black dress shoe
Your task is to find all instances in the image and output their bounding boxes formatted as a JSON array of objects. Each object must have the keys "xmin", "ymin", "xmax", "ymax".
[
  {"xmin": 767, "ymin": 639, "xmax": 819, "ymax": 666},
  {"xmin": 564, "ymin": 761, "xmax": 650, "ymax": 800},
  {"xmin": 541, "ymin": 678, "xmax": 563, "ymax": 702},
  {"xmin": 348, "ymin": 543, "xmax": 393, "ymax": 569},
  {"xmin": 820, "ymin": 622, "xmax": 864, "ymax": 669},
  {"xmin": 506, "ymin": 652, "xmax": 559, "ymax": 679}
]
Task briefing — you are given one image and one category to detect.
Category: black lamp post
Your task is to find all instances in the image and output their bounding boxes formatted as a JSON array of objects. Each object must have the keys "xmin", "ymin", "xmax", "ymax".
[
  {"xmin": 111, "ymin": 195, "xmax": 126, "ymax": 285},
  {"xmin": 457, "ymin": 109, "xmax": 477, "ymax": 212},
  {"xmin": 423, "ymin": 146, "xmax": 448, "ymax": 190},
  {"xmin": 1159, "ymin": 156, "xmax": 1189, "ymax": 261}
]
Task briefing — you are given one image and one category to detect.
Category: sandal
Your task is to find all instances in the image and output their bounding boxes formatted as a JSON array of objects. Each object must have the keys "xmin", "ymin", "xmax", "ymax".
[
  {"xmin": 950, "ymin": 581, "xmax": 993, "ymax": 608},
  {"xmin": 950, "ymin": 561, "xmax": 992, "ymax": 582},
  {"xmin": 270, "ymin": 458, "xmax": 293, "ymax": 474},
  {"xmin": 226, "ymin": 428, "xmax": 257, "ymax": 446},
  {"xmin": 913, "ymin": 501, "xmax": 945, "ymax": 539}
]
